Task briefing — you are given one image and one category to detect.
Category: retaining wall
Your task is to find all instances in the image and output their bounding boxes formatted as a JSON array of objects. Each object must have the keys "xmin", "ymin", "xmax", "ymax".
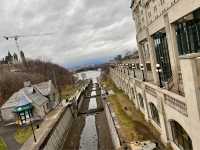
[
  {"xmin": 41, "ymin": 107, "xmax": 73, "ymax": 150},
  {"xmin": 103, "ymin": 98, "xmax": 121, "ymax": 149}
]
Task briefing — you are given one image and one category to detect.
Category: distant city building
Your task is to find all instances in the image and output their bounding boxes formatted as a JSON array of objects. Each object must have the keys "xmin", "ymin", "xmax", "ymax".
[
  {"xmin": 110, "ymin": 1, "xmax": 200, "ymax": 150},
  {"xmin": 0, "ymin": 51, "xmax": 19, "ymax": 64}
]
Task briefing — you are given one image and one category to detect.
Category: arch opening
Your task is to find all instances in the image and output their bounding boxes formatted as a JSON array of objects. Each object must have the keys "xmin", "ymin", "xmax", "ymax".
[
  {"xmin": 138, "ymin": 93, "xmax": 144, "ymax": 109},
  {"xmin": 170, "ymin": 120, "xmax": 193, "ymax": 150},
  {"xmin": 149, "ymin": 103, "xmax": 160, "ymax": 126}
]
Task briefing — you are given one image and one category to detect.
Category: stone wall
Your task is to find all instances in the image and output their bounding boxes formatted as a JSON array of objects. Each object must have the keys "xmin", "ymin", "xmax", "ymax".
[
  {"xmin": 41, "ymin": 107, "xmax": 73, "ymax": 150},
  {"xmin": 103, "ymin": 98, "xmax": 121, "ymax": 149}
]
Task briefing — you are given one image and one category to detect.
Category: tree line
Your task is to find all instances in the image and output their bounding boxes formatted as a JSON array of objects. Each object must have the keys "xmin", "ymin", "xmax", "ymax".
[{"xmin": 0, "ymin": 59, "xmax": 73, "ymax": 105}]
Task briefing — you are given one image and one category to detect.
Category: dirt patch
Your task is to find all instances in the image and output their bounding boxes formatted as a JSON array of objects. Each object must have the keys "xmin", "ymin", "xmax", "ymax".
[
  {"xmin": 109, "ymin": 92, "xmax": 162, "ymax": 142},
  {"xmin": 103, "ymin": 77, "xmax": 168, "ymax": 149},
  {"xmin": 78, "ymin": 97, "xmax": 90, "ymax": 114}
]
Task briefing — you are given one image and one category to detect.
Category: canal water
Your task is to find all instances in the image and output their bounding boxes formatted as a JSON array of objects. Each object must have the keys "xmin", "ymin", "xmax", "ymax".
[
  {"xmin": 91, "ymin": 90, "xmax": 96, "ymax": 97},
  {"xmin": 88, "ymin": 97, "xmax": 97, "ymax": 110},
  {"xmin": 77, "ymin": 71, "xmax": 100, "ymax": 150},
  {"xmin": 79, "ymin": 114, "xmax": 98, "ymax": 150}
]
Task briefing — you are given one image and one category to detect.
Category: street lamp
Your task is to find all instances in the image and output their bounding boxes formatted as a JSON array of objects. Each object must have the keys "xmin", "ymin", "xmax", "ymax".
[
  {"xmin": 28, "ymin": 111, "xmax": 37, "ymax": 142},
  {"xmin": 140, "ymin": 64, "xmax": 145, "ymax": 81},
  {"xmin": 132, "ymin": 63, "xmax": 136, "ymax": 78},
  {"xmin": 156, "ymin": 64, "xmax": 163, "ymax": 88}
]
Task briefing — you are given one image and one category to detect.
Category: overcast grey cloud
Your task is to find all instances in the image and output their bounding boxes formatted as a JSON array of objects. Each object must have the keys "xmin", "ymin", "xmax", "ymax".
[{"xmin": 0, "ymin": 0, "xmax": 136, "ymax": 68}]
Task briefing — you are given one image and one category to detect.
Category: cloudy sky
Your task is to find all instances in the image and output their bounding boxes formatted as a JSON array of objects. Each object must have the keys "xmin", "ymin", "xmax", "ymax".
[{"xmin": 0, "ymin": 0, "xmax": 136, "ymax": 68}]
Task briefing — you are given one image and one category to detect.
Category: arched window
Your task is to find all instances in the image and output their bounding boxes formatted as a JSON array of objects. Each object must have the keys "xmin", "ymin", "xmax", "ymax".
[
  {"xmin": 138, "ymin": 93, "xmax": 144, "ymax": 109},
  {"xmin": 149, "ymin": 103, "xmax": 160, "ymax": 126},
  {"xmin": 170, "ymin": 120, "xmax": 193, "ymax": 150}
]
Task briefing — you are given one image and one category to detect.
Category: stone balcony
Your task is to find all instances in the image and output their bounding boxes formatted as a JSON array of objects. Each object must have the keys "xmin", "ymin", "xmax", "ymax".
[{"xmin": 110, "ymin": 67, "xmax": 188, "ymax": 118}]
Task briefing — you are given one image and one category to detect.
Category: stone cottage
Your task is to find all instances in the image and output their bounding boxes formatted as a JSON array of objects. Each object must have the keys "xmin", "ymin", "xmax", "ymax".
[{"xmin": 0, "ymin": 80, "xmax": 59, "ymax": 122}]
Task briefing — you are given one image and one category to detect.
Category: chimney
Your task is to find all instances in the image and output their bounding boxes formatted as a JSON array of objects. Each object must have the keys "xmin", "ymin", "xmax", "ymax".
[{"xmin": 24, "ymin": 81, "xmax": 31, "ymax": 87}]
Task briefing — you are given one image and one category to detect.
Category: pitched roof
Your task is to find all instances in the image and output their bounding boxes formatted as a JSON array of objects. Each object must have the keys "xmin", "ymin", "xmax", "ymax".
[
  {"xmin": 17, "ymin": 95, "xmax": 31, "ymax": 107},
  {"xmin": 34, "ymin": 80, "xmax": 52, "ymax": 96},
  {"xmin": 27, "ymin": 92, "xmax": 48, "ymax": 106},
  {"xmin": 1, "ymin": 81, "xmax": 51, "ymax": 109},
  {"xmin": 1, "ymin": 89, "xmax": 24, "ymax": 109}
]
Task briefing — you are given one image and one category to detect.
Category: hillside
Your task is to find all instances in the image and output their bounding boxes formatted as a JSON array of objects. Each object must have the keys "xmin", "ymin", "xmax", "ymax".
[{"xmin": 0, "ymin": 60, "xmax": 73, "ymax": 105}]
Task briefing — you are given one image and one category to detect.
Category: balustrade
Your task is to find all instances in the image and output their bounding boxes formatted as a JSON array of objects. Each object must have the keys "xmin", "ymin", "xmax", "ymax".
[{"xmin": 165, "ymin": 95, "xmax": 188, "ymax": 116}]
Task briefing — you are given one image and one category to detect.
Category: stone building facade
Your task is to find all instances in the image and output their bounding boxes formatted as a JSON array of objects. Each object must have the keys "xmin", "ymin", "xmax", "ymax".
[{"xmin": 110, "ymin": 0, "xmax": 200, "ymax": 150}]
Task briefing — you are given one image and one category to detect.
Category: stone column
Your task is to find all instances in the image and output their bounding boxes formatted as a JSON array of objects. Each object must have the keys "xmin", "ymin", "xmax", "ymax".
[
  {"xmin": 138, "ymin": 43, "xmax": 148, "ymax": 80},
  {"xmin": 142, "ymin": 87, "xmax": 150, "ymax": 121},
  {"xmin": 147, "ymin": 35, "xmax": 160, "ymax": 85},
  {"xmin": 156, "ymin": 92, "xmax": 170, "ymax": 144},
  {"xmin": 180, "ymin": 54, "xmax": 200, "ymax": 150},
  {"xmin": 180, "ymin": 54, "xmax": 200, "ymax": 120},
  {"xmin": 131, "ymin": 78, "xmax": 139, "ymax": 108},
  {"xmin": 164, "ymin": 14, "xmax": 179, "ymax": 90}
]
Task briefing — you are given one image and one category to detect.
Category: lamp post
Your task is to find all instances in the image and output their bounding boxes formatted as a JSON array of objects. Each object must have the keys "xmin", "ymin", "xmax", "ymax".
[
  {"xmin": 156, "ymin": 64, "xmax": 163, "ymax": 88},
  {"xmin": 140, "ymin": 64, "xmax": 145, "ymax": 81},
  {"xmin": 132, "ymin": 63, "xmax": 136, "ymax": 78},
  {"xmin": 28, "ymin": 111, "xmax": 37, "ymax": 143}
]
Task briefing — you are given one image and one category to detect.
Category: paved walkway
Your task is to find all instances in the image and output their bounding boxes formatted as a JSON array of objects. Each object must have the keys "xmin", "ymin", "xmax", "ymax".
[{"xmin": 0, "ymin": 121, "xmax": 21, "ymax": 150}]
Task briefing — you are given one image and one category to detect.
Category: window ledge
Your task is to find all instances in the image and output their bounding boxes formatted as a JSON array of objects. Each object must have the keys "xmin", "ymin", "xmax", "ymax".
[{"xmin": 179, "ymin": 52, "xmax": 200, "ymax": 59}]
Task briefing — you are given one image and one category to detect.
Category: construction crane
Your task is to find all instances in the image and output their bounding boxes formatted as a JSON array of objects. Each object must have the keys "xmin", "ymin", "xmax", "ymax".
[{"xmin": 2, "ymin": 33, "xmax": 54, "ymax": 67}]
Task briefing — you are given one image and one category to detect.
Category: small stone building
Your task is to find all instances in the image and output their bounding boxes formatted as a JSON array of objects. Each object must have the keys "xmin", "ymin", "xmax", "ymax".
[{"xmin": 0, "ymin": 80, "xmax": 59, "ymax": 122}]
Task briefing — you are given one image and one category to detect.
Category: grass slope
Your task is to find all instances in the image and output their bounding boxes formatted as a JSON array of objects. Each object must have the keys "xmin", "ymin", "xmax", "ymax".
[{"xmin": 0, "ymin": 137, "xmax": 7, "ymax": 150}]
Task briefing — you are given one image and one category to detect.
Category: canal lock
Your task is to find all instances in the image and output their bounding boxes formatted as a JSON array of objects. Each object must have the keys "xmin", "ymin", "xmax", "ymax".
[{"xmin": 78, "ymin": 80, "xmax": 104, "ymax": 150}]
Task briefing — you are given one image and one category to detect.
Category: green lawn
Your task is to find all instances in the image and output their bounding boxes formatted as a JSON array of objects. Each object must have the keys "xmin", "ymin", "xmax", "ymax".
[
  {"xmin": 14, "ymin": 127, "xmax": 33, "ymax": 144},
  {"xmin": 0, "ymin": 137, "xmax": 7, "ymax": 150}
]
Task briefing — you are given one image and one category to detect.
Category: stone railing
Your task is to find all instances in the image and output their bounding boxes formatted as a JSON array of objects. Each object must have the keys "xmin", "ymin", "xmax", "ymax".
[
  {"xmin": 135, "ymin": 69, "xmax": 143, "ymax": 81},
  {"xmin": 164, "ymin": 94, "xmax": 188, "ymax": 116},
  {"xmin": 145, "ymin": 85, "xmax": 157, "ymax": 97}
]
